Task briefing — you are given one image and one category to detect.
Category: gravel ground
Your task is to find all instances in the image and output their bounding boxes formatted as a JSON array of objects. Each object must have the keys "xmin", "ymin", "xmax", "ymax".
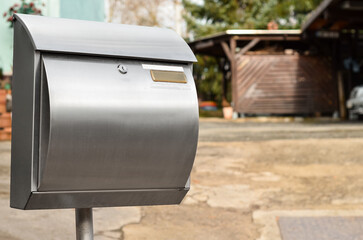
[{"xmin": 2, "ymin": 119, "xmax": 363, "ymax": 239}]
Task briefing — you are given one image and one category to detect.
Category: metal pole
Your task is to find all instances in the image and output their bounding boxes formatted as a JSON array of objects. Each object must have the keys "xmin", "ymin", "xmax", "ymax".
[{"xmin": 75, "ymin": 208, "xmax": 94, "ymax": 240}]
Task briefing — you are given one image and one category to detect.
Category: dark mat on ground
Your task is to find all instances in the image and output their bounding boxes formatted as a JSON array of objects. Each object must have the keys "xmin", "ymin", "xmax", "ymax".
[{"xmin": 278, "ymin": 216, "xmax": 363, "ymax": 240}]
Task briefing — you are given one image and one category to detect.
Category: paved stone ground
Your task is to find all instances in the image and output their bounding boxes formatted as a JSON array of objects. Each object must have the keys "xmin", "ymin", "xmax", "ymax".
[{"xmin": 2, "ymin": 119, "xmax": 363, "ymax": 239}]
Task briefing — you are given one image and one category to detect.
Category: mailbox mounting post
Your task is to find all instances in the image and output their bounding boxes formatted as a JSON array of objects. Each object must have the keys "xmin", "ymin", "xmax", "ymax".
[{"xmin": 75, "ymin": 208, "xmax": 94, "ymax": 240}]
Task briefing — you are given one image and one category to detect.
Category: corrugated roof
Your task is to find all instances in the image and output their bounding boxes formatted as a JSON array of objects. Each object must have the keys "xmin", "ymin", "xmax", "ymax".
[
  {"xmin": 225, "ymin": 29, "xmax": 301, "ymax": 35},
  {"xmin": 189, "ymin": 29, "xmax": 301, "ymax": 45},
  {"xmin": 301, "ymin": 0, "xmax": 335, "ymax": 32},
  {"xmin": 301, "ymin": 0, "xmax": 363, "ymax": 32}
]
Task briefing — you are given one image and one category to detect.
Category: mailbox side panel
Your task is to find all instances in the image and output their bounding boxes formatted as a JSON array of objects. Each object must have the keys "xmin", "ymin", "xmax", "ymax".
[{"xmin": 10, "ymin": 22, "xmax": 38, "ymax": 209}]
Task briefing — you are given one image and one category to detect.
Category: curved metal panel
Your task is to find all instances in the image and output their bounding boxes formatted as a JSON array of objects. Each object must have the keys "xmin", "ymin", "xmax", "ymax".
[
  {"xmin": 26, "ymin": 189, "xmax": 188, "ymax": 209},
  {"xmin": 14, "ymin": 14, "xmax": 197, "ymax": 63},
  {"xmin": 38, "ymin": 54, "xmax": 198, "ymax": 191}
]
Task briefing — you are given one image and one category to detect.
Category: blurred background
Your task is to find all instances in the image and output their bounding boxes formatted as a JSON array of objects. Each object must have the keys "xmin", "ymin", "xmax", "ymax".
[
  {"xmin": 1, "ymin": 0, "xmax": 363, "ymax": 122},
  {"xmin": 1, "ymin": 0, "xmax": 363, "ymax": 240}
]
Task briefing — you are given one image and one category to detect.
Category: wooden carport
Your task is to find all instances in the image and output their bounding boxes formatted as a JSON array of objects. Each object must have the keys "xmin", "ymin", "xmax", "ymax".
[{"xmin": 189, "ymin": 30, "xmax": 337, "ymax": 115}]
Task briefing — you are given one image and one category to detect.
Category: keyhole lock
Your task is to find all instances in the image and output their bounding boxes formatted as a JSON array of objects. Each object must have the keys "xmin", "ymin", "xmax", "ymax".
[{"xmin": 118, "ymin": 65, "xmax": 128, "ymax": 74}]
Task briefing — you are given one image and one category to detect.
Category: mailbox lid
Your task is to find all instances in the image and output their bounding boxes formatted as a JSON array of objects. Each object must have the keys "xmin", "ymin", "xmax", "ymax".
[
  {"xmin": 14, "ymin": 14, "xmax": 196, "ymax": 63},
  {"xmin": 38, "ymin": 54, "xmax": 198, "ymax": 191}
]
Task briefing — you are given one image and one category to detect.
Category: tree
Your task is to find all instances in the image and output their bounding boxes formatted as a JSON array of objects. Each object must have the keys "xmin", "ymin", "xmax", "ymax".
[
  {"xmin": 183, "ymin": 0, "xmax": 323, "ymax": 38},
  {"xmin": 3, "ymin": 0, "xmax": 44, "ymax": 28},
  {"xmin": 108, "ymin": 0, "xmax": 166, "ymax": 26},
  {"xmin": 182, "ymin": 0, "xmax": 323, "ymax": 105},
  {"xmin": 193, "ymin": 56, "xmax": 224, "ymax": 103},
  {"xmin": 107, "ymin": 0, "xmax": 186, "ymax": 35}
]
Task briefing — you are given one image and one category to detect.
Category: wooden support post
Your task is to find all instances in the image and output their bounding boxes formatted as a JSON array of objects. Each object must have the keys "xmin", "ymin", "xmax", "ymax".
[
  {"xmin": 229, "ymin": 38, "xmax": 237, "ymax": 110},
  {"xmin": 221, "ymin": 40, "xmax": 236, "ymax": 109},
  {"xmin": 337, "ymin": 71, "xmax": 346, "ymax": 119},
  {"xmin": 218, "ymin": 58, "xmax": 228, "ymax": 103},
  {"xmin": 220, "ymin": 37, "xmax": 258, "ymax": 112},
  {"xmin": 221, "ymin": 42, "xmax": 233, "ymax": 62}
]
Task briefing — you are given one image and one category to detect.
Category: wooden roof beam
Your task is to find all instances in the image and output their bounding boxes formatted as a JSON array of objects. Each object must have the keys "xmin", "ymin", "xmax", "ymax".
[
  {"xmin": 194, "ymin": 40, "xmax": 214, "ymax": 50},
  {"xmin": 239, "ymin": 38, "xmax": 260, "ymax": 55}
]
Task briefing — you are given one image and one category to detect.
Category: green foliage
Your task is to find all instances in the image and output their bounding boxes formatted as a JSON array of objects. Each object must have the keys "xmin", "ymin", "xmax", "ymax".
[
  {"xmin": 183, "ymin": 0, "xmax": 243, "ymax": 38},
  {"xmin": 3, "ymin": 0, "xmax": 44, "ymax": 28},
  {"xmin": 274, "ymin": 0, "xmax": 324, "ymax": 28},
  {"xmin": 183, "ymin": 0, "xmax": 323, "ymax": 105},
  {"xmin": 183, "ymin": 0, "xmax": 323, "ymax": 38},
  {"xmin": 194, "ymin": 55, "xmax": 223, "ymax": 102}
]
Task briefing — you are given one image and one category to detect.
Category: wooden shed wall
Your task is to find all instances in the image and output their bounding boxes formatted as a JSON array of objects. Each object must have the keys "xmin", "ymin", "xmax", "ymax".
[{"xmin": 234, "ymin": 55, "xmax": 337, "ymax": 114}]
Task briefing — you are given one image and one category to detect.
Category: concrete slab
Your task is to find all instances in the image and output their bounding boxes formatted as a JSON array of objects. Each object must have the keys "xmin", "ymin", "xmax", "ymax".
[
  {"xmin": 253, "ymin": 210, "xmax": 363, "ymax": 240},
  {"xmin": 279, "ymin": 216, "xmax": 363, "ymax": 240},
  {"xmin": 184, "ymin": 184, "xmax": 280, "ymax": 210}
]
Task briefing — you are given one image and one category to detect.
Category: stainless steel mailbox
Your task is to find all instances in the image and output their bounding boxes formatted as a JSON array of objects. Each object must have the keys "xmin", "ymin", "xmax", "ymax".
[{"xmin": 10, "ymin": 14, "xmax": 198, "ymax": 210}]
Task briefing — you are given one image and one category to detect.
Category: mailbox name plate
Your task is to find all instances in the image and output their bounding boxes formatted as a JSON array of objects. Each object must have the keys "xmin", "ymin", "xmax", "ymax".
[{"xmin": 150, "ymin": 70, "xmax": 187, "ymax": 83}]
